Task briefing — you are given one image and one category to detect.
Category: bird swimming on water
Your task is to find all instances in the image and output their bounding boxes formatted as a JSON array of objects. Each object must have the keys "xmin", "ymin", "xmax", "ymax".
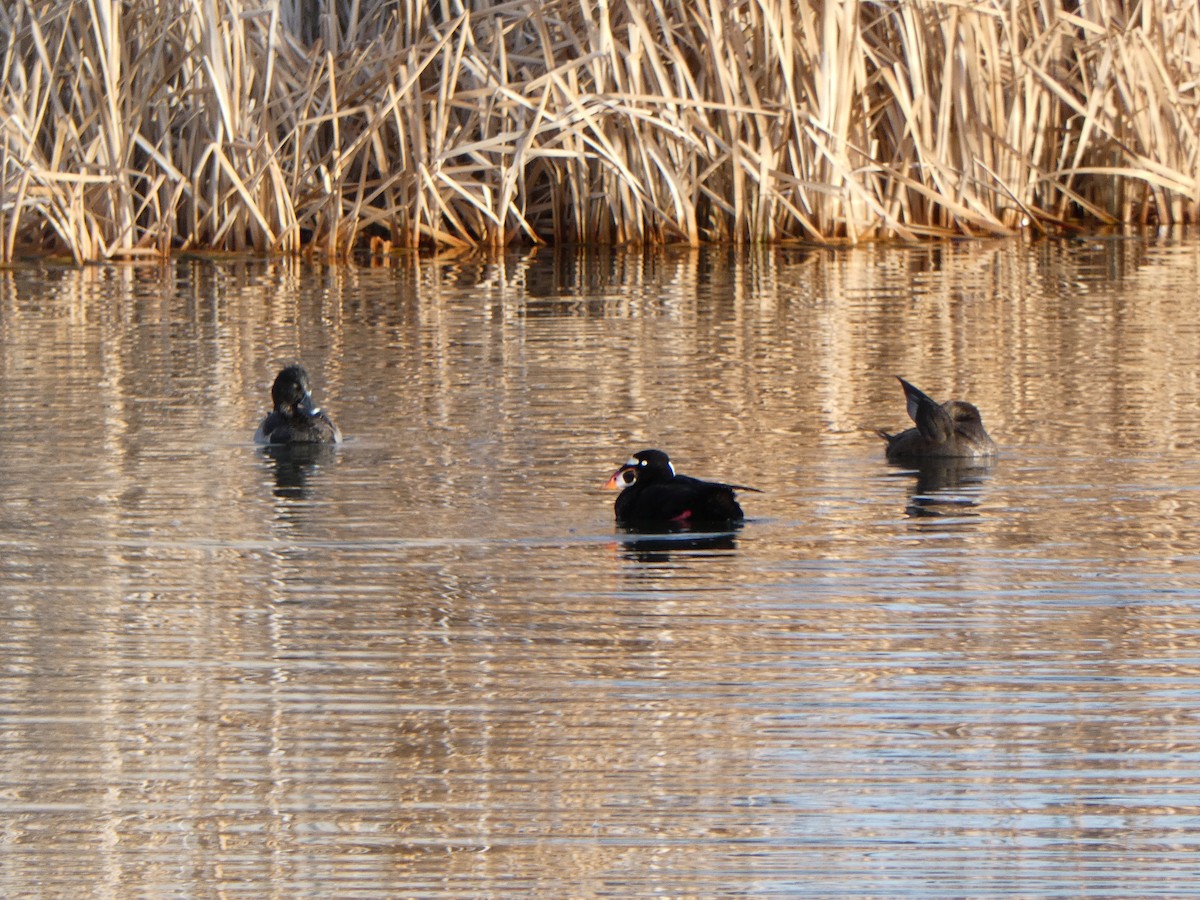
[
  {"xmin": 604, "ymin": 448, "xmax": 756, "ymax": 527},
  {"xmin": 878, "ymin": 377, "xmax": 995, "ymax": 462},
  {"xmin": 254, "ymin": 364, "xmax": 342, "ymax": 445}
]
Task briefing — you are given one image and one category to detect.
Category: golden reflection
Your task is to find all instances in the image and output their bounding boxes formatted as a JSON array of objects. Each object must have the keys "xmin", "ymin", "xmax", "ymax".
[{"xmin": 2, "ymin": 238, "xmax": 1200, "ymax": 893}]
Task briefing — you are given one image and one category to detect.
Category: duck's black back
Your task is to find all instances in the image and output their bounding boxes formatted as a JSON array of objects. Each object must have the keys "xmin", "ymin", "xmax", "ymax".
[{"xmin": 616, "ymin": 473, "xmax": 744, "ymax": 526}]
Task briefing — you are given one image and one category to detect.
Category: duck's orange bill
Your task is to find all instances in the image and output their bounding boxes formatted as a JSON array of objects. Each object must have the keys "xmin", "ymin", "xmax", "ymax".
[{"xmin": 603, "ymin": 470, "xmax": 626, "ymax": 490}]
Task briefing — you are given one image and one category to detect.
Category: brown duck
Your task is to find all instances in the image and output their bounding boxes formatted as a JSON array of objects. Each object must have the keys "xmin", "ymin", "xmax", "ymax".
[{"xmin": 879, "ymin": 377, "xmax": 996, "ymax": 462}]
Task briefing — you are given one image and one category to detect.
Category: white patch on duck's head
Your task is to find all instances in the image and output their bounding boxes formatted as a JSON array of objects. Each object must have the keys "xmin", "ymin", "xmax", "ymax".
[{"xmin": 629, "ymin": 456, "xmax": 675, "ymax": 476}]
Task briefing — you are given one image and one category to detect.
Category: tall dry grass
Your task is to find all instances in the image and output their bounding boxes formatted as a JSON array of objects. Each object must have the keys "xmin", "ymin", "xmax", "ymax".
[{"xmin": 1, "ymin": 0, "xmax": 1197, "ymax": 262}]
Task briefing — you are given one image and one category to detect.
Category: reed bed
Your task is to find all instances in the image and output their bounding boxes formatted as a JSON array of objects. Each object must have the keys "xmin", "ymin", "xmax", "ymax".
[{"xmin": 1, "ymin": 0, "xmax": 1197, "ymax": 261}]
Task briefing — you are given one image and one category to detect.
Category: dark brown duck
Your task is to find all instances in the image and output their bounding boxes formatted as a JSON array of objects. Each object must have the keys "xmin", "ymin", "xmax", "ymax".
[
  {"xmin": 879, "ymin": 377, "xmax": 996, "ymax": 462},
  {"xmin": 254, "ymin": 364, "xmax": 342, "ymax": 445}
]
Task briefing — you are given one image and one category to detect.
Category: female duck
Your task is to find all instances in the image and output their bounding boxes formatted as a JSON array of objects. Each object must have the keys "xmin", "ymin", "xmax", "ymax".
[
  {"xmin": 254, "ymin": 364, "xmax": 342, "ymax": 444},
  {"xmin": 879, "ymin": 377, "xmax": 995, "ymax": 461}
]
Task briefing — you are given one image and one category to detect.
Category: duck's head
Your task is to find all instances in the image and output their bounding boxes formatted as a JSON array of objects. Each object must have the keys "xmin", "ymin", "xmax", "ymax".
[
  {"xmin": 944, "ymin": 399, "xmax": 986, "ymax": 432},
  {"xmin": 271, "ymin": 365, "xmax": 320, "ymax": 418},
  {"xmin": 604, "ymin": 449, "xmax": 675, "ymax": 490}
]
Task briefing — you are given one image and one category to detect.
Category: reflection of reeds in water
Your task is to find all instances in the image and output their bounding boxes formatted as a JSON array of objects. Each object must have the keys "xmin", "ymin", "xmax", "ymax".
[{"xmin": 2, "ymin": 0, "xmax": 1197, "ymax": 262}]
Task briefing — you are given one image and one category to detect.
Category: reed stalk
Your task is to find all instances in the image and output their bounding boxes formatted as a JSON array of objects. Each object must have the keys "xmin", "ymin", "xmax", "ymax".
[{"xmin": 1, "ymin": 0, "xmax": 1196, "ymax": 261}]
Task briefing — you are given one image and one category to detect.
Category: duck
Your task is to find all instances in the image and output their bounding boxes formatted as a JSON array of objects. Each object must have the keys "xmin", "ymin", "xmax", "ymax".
[
  {"xmin": 878, "ymin": 377, "xmax": 996, "ymax": 461},
  {"xmin": 604, "ymin": 449, "xmax": 754, "ymax": 527},
  {"xmin": 254, "ymin": 364, "xmax": 342, "ymax": 445}
]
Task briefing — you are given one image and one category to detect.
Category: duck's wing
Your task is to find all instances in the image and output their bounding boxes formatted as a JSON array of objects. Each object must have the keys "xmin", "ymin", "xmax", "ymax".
[
  {"xmin": 898, "ymin": 377, "xmax": 954, "ymax": 445},
  {"xmin": 675, "ymin": 474, "xmax": 763, "ymax": 494}
]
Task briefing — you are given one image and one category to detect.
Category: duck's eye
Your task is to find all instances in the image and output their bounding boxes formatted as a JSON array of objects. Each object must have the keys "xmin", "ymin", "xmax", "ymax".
[{"xmin": 639, "ymin": 459, "xmax": 648, "ymax": 466}]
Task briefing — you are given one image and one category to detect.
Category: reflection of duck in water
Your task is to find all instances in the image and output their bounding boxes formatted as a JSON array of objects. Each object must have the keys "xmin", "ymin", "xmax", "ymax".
[
  {"xmin": 604, "ymin": 449, "xmax": 757, "ymax": 529},
  {"xmin": 878, "ymin": 377, "xmax": 996, "ymax": 462},
  {"xmin": 262, "ymin": 442, "xmax": 338, "ymax": 501},
  {"xmin": 619, "ymin": 532, "xmax": 739, "ymax": 563},
  {"xmin": 255, "ymin": 365, "xmax": 342, "ymax": 445},
  {"xmin": 898, "ymin": 459, "xmax": 993, "ymax": 518}
]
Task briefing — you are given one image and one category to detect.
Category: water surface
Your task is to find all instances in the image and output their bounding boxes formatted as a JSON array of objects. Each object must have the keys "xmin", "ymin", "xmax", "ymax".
[{"xmin": 3, "ymin": 237, "xmax": 1200, "ymax": 895}]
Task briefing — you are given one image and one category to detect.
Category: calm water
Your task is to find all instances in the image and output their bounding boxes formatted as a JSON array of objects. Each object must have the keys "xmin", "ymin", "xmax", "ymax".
[{"xmin": 3, "ymin": 238, "xmax": 1200, "ymax": 896}]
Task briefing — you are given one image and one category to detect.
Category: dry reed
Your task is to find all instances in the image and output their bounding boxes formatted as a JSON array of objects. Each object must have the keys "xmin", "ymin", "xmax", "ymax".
[{"xmin": 1, "ymin": 0, "xmax": 1197, "ymax": 262}]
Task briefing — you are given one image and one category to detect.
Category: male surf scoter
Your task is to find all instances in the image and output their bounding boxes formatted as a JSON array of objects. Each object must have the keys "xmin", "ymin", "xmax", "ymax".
[
  {"xmin": 254, "ymin": 364, "xmax": 342, "ymax": 445},
  {"xmin": 604, "ymin": 449, "xmax": 754, "ymax": 527},
  {"xmin": 878, "ymin": 377, "xmax": 995, "ymax": 461}
]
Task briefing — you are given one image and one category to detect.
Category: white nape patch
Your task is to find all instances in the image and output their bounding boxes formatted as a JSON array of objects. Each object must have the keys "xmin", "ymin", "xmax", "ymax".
[{"xmin": 668, "ymin": 462, "xmax": 675, "ymax": 476}]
